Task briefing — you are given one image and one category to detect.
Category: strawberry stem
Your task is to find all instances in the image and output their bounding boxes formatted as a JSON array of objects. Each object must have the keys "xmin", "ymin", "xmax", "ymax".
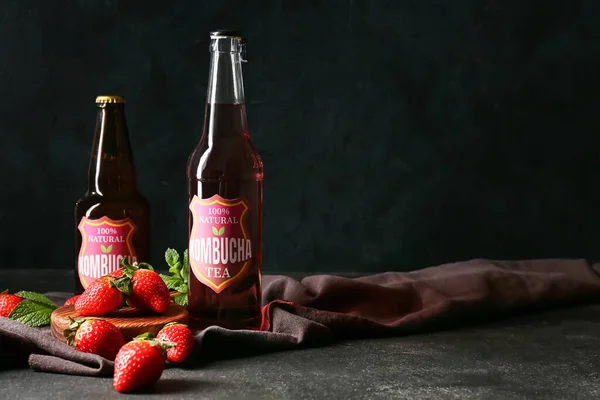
[
  {"xmin": 134, "ymin": 332, "xmax": 177, "ymax": 356},
  {"xmin": 110, "ymin": 276, "xmax": 132, "ymax": 296}
]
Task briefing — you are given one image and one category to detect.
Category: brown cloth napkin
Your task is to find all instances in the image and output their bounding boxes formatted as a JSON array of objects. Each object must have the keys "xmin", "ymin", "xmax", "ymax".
[{"xmin": 1, "ymin": 258, "xmax": 599, "ymax": 376}]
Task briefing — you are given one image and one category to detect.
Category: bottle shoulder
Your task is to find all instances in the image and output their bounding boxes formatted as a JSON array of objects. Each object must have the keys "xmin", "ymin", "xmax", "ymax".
[
  {"xmin": 75, "ymin": 192, "xmax": 150, "ymax": 216},
  {"xmin": 187, "ymin": 136, "xmax": 263, "ymax": 180}
]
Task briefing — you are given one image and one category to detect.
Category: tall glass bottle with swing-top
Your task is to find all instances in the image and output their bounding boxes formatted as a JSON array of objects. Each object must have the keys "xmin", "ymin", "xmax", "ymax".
[{"xmin": 186, "ymin": 30, "xmax": 263, "ymax": 330}]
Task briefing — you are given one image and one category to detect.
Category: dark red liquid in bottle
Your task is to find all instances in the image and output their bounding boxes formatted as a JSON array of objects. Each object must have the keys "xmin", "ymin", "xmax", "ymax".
[{"xmin": 186, "ymin": 102, "xmax": 263, "ymax": 330}]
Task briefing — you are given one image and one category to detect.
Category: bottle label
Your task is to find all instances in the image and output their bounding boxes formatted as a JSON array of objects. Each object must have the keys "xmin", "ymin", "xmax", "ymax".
[
  {"xmin": 188, "ymin": 194, "xmax": 252, "ymax": 293},
  {"xmin": 77, "ymin": 216, "xmax": 138, "ymax": 289}
]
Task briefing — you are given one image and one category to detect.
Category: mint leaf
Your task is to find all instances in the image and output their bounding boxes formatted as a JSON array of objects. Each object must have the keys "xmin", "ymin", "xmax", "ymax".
[
  {"xmin": 218, "ymin": 226, "xmax": 225, "ymax": 235},
  {"xmin": 106, "ymin": 245, "xmax": 113, "ymax": 253},
  {"xmin": 160, "ymin": 274, "xmax": 182, "ymax": 290},
  {"xmin": 165, "ymin": 248, "xmax": 180, "ymax": 267},
  {"xmin": 8, "ymin": 300, "xmax": 56, "ymax": 327},
  {"xmin": 212, "ymin": 226, "xmax": 219, "ymax": 235},
  {"xmin": 161, "ymin": 247, "xmax": 189, "ymax": 292},
  {"xmin": 179, "ymin": 267, "xmax": 188, "ymax": 283},
  {"xmin": 182, "ymin": 250, "xmax": 189, "ymax": 284},
  {"xmin": 13, "ymin": 291, "xmax": 57, "ymax": 308},
  {"xmin": 174, "ymin": 282, "xmax": 188, "ymax": 294},
  {"xmin": 173, "ymin": 293, "xmax": 188, "ymax": 307}
]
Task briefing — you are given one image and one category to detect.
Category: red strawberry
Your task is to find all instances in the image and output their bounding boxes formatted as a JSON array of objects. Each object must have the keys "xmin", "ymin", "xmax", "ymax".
[
  {"xmin": 128, "ymin": 269, "xmax": 170, "ymax": 314},
  {"xmin": 0, "ymin": 290, "xmax": 23, "ymax": 317},
  {"xmin": 156, "ymin": 323, "xmax": 195, "ymax": 363},
  {"xmin": 110, "ymin": 269, "xmax": 125, "ymax": 278},
  {"xmin": 75, "ymin": 276, "xmax": 128, "ymax": 316},
  {"xmin": 64, "ymin": 295, "xmax": 80, "ymax": 307},
  {"xmin": 113, "ymin": 336, "xmax": 166, "ymax": 393},
  {"xmin": 64, "ymin": 318, "xmax": 125, "ymax": 361}
]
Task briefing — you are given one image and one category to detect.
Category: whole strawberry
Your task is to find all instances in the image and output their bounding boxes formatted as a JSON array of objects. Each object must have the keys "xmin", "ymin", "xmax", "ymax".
[
  {"xmin": 118, "ymin": 260, "xmax": 170, "ymax": 314},
  {"xmin": 156, "ymin": 323, "xmax": 195, "ymax": 363},
  {"xmin": 113, "ymin": 336, "xmax": 167, "ymax": 393},
  {"xmin": 64, "ymin": 295, "xmax": 80, "ymax": 307},
  {"xmin": 0, "ymin": 290, "xmax": 23, "ymax": 317},
  {"xmin": 75, "ymin": 276, "xmax": 129, "ymax": 316},
  {"xmin": 64, "ymin": 317, "xmax": 125, "ymax": 361},
  {"xmin": 129, "ymin": 269, "xmax": 170, "ymax": 314}
]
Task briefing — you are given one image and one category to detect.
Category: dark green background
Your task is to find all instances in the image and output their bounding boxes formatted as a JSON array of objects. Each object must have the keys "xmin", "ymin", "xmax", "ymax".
[{"xmin": 0, "ymin": 0, "xmax": 598, "ymax": 273}]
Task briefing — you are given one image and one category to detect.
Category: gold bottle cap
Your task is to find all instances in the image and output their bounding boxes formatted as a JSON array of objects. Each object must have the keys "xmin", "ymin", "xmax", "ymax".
[{"xmin": 95, "ymin": 95, "xmax": 126, "ymax": 104}]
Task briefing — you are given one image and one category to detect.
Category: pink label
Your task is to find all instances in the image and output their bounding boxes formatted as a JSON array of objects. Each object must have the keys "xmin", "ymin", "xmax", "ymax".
[
  {"xmin": 78, "ymin": 216, "xmax": 138, "ymax": 289},
  {"xmin": 188, "ymin": 194, "xmax": 252, "ymax": 293}
]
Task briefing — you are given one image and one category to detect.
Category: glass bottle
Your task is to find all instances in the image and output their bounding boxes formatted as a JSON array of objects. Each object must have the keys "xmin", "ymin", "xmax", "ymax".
[
  {"xmin": 74, "ymin": 96, "xmax": 151, "ymax": 294},
  {"xmin": 187, "ymin": 31, "xmax": 264, "ymax": 330}
]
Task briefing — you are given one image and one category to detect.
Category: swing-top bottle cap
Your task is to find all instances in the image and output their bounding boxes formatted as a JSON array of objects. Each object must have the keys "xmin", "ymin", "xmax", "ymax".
[
  {"xmin": 209, "ymin": 30, "xmax": 247, "ymax": 61},
  {"xmin": 95, "ymin": 95, "xmax": 126, "ymax": 104},
  {"xmin": 210, "ymin": 30, "xmax": 242, "ymax": 39}
]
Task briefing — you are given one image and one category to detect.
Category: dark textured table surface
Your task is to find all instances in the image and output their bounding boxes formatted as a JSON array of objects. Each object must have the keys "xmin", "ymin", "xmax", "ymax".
[{"xmin": 1, "ymin": 270, "xmax": 600, "ymax": 399}]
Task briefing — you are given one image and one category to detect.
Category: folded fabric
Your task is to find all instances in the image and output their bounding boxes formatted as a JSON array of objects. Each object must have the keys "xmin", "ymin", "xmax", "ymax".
[{"xmin": 1, "ymin": 258, "xmax": 599, "ymax": 376}]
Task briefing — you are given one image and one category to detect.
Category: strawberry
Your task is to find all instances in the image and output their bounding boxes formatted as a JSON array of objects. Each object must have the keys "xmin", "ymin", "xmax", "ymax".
[
  {"xmin": 110, "ymin": 269, "xmax": 125, "ymax": 278},
  {"xmin": 75, "ymin": 276, "xmax": 130, "ymax": 316},
  {"xmin": 113, "ymin": 335, "xmax": 168, "ymax": 393},
  {"xmin": 156, "ymin": 322, "xmax": 195, "ymax": 363},
  {"xmin": 64, "ymin": 317, "xmax": 125, "ymax": 361},
  {"xmin": 0, "ymin": 290, "xmax": 23, "ymax": 317},
  {"xmin": 128, "ymin": 269, "xmax": 170, "ymax": 314},
  {"xmin": 118, "ymin": 260, "xmax": 170, "ymax": 314},
  {"xmin": 64, "ymin": 295, "xmax": 80, "ymax": 307}
]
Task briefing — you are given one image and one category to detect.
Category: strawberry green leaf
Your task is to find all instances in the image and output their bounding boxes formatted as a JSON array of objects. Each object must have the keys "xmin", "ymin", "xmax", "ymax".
[
  {"xmin": 212, "ymin": 226, "xmax": 219, "ymax": 235},
  {"xmin": 165, "ymin": 248, "xmax": 180, "ymax": 267},
  {"xmin": 137, "ymin": 262, "xmax": 154, "ymax": 271},
  {"xmin": 111, "ymin": 276, "xmax": 132, "ymax": 296},
  {"xmin": 218, "ymin": 226, "xmax": 225, "ymax": 235},
  {"xmin": 173, "ymin": 293, "xmax": 188, "ymax": 307},
  {"xmin": 13, "ymin": 291, "xmax": 57, "ymax": 308},
  {"xmin": 8, "ymin": 300, "xmax": 56, "ymax": 327},
  {"xmin": 134, "ymin": 332, "xmax": 155, "ymax": 340}
]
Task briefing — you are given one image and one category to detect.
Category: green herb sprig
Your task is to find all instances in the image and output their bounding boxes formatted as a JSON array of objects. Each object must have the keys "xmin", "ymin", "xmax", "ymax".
[
  {"xmin": 159, "ymin": 248, "xmax": 189, "ymax": 307},
  {"xmin": 8, "ymin": 291, "xmax": 58, "ymax": 327}
]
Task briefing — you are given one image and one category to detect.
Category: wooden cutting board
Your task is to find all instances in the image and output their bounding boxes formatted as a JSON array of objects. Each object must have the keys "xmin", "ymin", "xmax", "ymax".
[{"xmin": 50, "ymin": 304, "xmax": 189, "ymax": 343}]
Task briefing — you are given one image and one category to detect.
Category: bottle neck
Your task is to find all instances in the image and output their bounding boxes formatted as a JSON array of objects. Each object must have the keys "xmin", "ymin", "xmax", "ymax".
[
  {"xmin": 87, "ymin": 105, "xmax": 137, "ymax": 196},
  {"xmin": 203, "ymin": 49, "xmax": 248, "ymax": 143},
  {"xmin": 207, "ymin": 45, "xmax": 246, "ymax": 105}
]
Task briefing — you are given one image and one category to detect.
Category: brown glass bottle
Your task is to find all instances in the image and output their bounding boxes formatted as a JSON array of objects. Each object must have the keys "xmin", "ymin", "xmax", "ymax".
[
  {"xmin": 186, "ymin": 31, "xmax": 263, "ymax": 330},
  {"xmin": 74, "ymin": 96, "xmax": 151, "ymax": 294}
]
